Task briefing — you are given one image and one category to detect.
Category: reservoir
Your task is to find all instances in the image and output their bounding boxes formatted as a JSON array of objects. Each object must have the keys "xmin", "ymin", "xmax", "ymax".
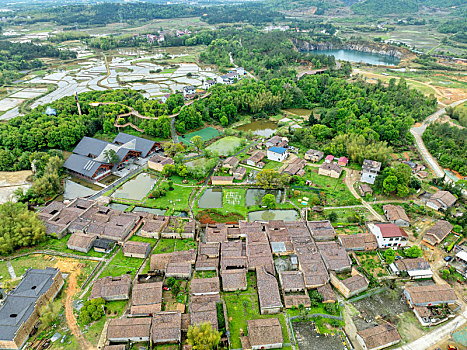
[{"xmin": 311, "ymin": 49, "xmax": 400, "ymax": 66}]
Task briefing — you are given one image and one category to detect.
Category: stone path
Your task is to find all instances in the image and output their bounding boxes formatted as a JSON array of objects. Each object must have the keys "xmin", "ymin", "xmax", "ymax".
[{"xmin": 6, "ymin": 261, "xmax": 16, "ymax": 279}]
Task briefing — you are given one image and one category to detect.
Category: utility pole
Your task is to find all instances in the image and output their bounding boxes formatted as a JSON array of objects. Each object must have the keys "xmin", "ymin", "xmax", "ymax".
[{"xmin": 75, "ymin": 91, "xmax": 82, "ymax": 115}]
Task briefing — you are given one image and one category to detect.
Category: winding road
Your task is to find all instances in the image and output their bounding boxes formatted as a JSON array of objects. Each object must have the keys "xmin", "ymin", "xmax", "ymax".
[{"xmin": 410, "ymin": 98, "xmax": 467, "ymax": 188}]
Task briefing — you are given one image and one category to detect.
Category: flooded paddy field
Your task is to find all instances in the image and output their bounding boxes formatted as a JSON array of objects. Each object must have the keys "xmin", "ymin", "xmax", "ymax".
[
  {"xmin": 248, "ymin": 209, "xmax": 298, "ymax": 222},
  {"xmin": 198, "ymin": 188, "xmax": 223, "ymax": 209}
]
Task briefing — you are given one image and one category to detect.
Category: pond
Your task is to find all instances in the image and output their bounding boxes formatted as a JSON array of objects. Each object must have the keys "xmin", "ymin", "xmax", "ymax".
[
  {"xmin": 63, "ymin": 179, "xmax": 98, "ymax": 200},
  {"xmin": 108, "ymin": 203, "xmax": 129, "ymax": 211},
  {"xmin": 206, "ymin": 136, "xmax": 243, "ymax": 156},
  {"xmin": 311, "ymin": 49, "xmax": 400, "ymax": 66},
  {"xmin": 132, "ymin": 206, "xmax": 166, "ymax": 215},
  {"xmin": 111, "ymin": 173, "xmax": 157, "ymax": 201},
  {"xmin": 236, "ymin": 120, "xmax": 278, "ymax": 138},
  {"xmin": 245, "ymin": 189, "xmax": 282, "ymax": 206},
  {"xmin": 198, "ymin": 188, "xmax": 223, "ymax": 209},
  {"xmin": 248, "ymin": 209, "xmax": 298, "ymax": 222}
]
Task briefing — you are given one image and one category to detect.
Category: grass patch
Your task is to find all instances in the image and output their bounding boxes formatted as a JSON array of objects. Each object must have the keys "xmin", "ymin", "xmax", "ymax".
[
  {"xmin": 100, "ymin": 249, "xmax": 143, "ymax": 278},
  {"xmin": 144, "ymin": 183, "xmax": 193, "ymax": 212},
  {"xmin": 153, "ymin": 238, "xmax": 197, "ymax": 254},
  {"xmin": 223, "ymin": 272, "xmax": 290, "ymax": 348},
  {"xmin": 206, "ymin": 136, "xmax": 243, "ymax": 156},
  {"xmin": 129, "ymin": 235, "xmax": 157, "ymax": 247},
  {"xmin": 222, "ymin": 188, "xmax": 247, "ymax": 217},
  {"xmin": 194, "ymin": 270, "xmax": 217, "ymax": 279}
]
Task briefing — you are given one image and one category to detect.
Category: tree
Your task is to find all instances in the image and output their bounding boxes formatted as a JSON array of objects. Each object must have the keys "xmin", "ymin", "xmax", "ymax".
[
  {"xmin": 384, "ymin": 248, "xmax": 396, "ymax": 264},
  {"xmin": 187, "ymin": 322, "xmax": 221, "ymax": 350},
  {"xmin": 103, "ymin": 149, "xmax": 120, "ymax": 165},
  {"xmin": 405, "ymin": 245, "xmax": 423, "ymax": 258},
  {"xmin": 262, "ymin": 194, "xmax": 276, "ymax": 209},
  {"xmin": 191, "ymin": 135, "xmax": 205, "ymax": 153},
  {"xmin": 164, "ymin": 142, "xmax": 184, "ymax": 157},
  {"xmin": 39, "ymin": 301, "xmax": 61, "ymax": 330},
  {"xmin": 162, "ymin": 164, "xmax": 176, "ymax": 177},
  {"xmin": 256, "ymin": 169, "xmax": 289, "ymax": 189},
  {"xmin": 0, "ymin": 202, "xmax": 46, "ymax": 255},
  {"xmin": 327, "ymin": 212, "xmax": 338, "ymax": 223}
]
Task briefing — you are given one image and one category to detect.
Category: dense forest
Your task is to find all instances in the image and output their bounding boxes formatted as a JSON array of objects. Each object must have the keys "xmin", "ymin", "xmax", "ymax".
[
  {"xmin": 351, "ymin": 0, "xmax": 419, "ymax": 15},
  {"xmin": 422, "ymin": 123, "xmax": 467, "ymax": 176},
  {"xmin": 0, "ymin": 40, "xmax": 76, "ymax": 85}
]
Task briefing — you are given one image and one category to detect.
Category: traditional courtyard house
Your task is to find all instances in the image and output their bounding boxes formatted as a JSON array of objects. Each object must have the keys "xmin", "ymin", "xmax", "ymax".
[
  {"xmin": 278, "ymin": 271, "xmax": 305, "ymax": 292},
  {"xmin": 189, "ymin": 294, "xmax": 220, "ymax": 329},
  {"xmin": 367, "ymin": 222, "xmax": 408, "ymax": 249},
  {"xmin": 338, "ymin": 233, "xmax": 378, "ymax": 251},
  {"xmin": 221, "ymin": 269, "xmax": 247, "ymax": 292},
  {"xmin": 0, "ymin": 268, "xmax": 64, "ymax": 350},
  {"xmin": 247, "ymin": 151, "xmax": 266, "ymax": 167},
  {"xmin": 190, "ymin": 277, "xmax": 220, "ymax": 296},
  {"xmin": 123, "ymin": 241, "xmax": 152, "ymax": 259},
  {"xmin": 266, "ymin": 136, "xmax": 287, "ymax": 149},
  {"xmin": 211, "ymin": 176, "xmax": 234, "ymax": 185},
  {"xmin": 317, "ymin": 241, "xmax": 352, "ymax": 273},
  {"xmin": 257, "ymin": 267, "xmax": 282, "ymax": 314},
  {"xmin": 140, "ymin": 217, "xmax": 168, "ymax": 239},
  {"xmin": 317, "ymin": 284, "xmax": 337, "ymax": 303},
  {"xmin": 360, "ymin": 159, "xmax": 382, "ymax": 185},
  {"xmin": 356, "ymin": 323, "xmax": 401, "ymax": 350},
  {"xmin": 223, "ymin": 156, "xmax": 239, "ymax": 172},
  {"xmin": 426, "ymin": 190, "xmax": 457, "ymax": 211},
  {"xmin": 318, "ymin": 162, "xmax": 343, "ymax": 178},
  {"xmin": 130, "ymin": 282, "xmax": 163, "ymax": 316},
  {"xmin": 308, "ymin": 220, "xmax": 336, "ymax": 241},
  {"xmin": 233, "ymin": 166, "xmax": 246, "ymax": 180},
  {"xmin": 422, "ymin": 220, "xmax": 453, "ymax": 246},
  {"xmin": 90, "ymin": 274, "xmax": 132, "ymax": 301},
  {"xmin": 246, "ymin": 318, "xmax": 283, "ymax": 350},
  {"xmin": 267, "ymin": 146, "xmax": 289, "ymax": 162},
  {"xmin": 304, "ymin": 149, "xmax": 324, "ymax": 162},
  {"xmin": 67, "ymin": 232, "xmax": 96, "ymax": 253},
  {"xmin": 383, "ymin": 204, "xmax": 410, "ymax": 227},
  {"xmin": 330, "ymin": 268, "xmax": 369, "ymax": 299},
  {"xmin": 107, "ymin": 318, "xmax": 152, "ymax": 343},
  {"xmin": 152, "ymin": 311, "xmax": 182, "ymax": 345},
  {"xmin": 337, "ymin": 156, "xmax": 349, "ymax": 166},
  {"xmin": 196, "ymin": 242, "xmax": 220, "ymax": 271},
  {"xmin": 390, "ymin": 257, "xmax": 433, "ymax": 279},
  {"xmin": 403, "ymin": 284, "xmax": 457, "ymax": 307},
  {"xmin": 147, "ymin": 155, "xmax": 174, "ymax": 172},
  {"xmin": 282, "ymin": 158, "xmax": 306, "ymax": 176},
  {"xmin": 358, "ymin": 183, "xmax": 373, "ymax": 197}
]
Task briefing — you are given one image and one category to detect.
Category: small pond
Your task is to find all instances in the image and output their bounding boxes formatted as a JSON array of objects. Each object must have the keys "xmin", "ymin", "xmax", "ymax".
[
  {"xmin": 108, "ymin": 203, "xmax": 129, "ymax": 211},
  {"xmin": 248, "ymin": 209, "xmax": 298, "ymax": 222},
  {"xmin": 245, "ymin": 189, "xmax": 282, "ymax": 206},
  {"xmin": 111, "ymin": 173, "xmax": 157, "ymax": 201},
  {"xmin": 132, "ymin": 206, "xmax": 166, "ymax": 215},
  {"xmin": 206, "ymin": 136, "xmax": 242, "ymax": 156},
  {"xmin": 198, "ymin": 188, "xmax": 223, "ymax": 209},
  {"xmin": 63, "ymin": 179, "xmax": 98, "ymax": 200},
  {"xmin": 236, "ymin": 120, "xmax": 278, "ymax": 138},
  {"xmin": 310, "ymin": 49, "xmax": 400, "ymax": 66}
]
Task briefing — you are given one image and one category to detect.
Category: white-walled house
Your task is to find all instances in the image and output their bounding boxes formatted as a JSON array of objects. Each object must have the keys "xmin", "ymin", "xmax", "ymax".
[
  {"xmin": 360, "ymin": 159, "xmax": 382, "ymax": 185},
  {"xmin": 367, "ymin": 222, "xmax": 408, "ymax": 249},
  {"xmin": 267, "ymin": 147, "xmax": 289, "ymax": 162}
]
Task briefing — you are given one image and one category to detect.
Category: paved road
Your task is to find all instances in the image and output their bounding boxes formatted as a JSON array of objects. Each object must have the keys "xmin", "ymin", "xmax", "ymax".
[{"xmin": 410, "ymin": 99, "xmax": 467, "ymax": 179}]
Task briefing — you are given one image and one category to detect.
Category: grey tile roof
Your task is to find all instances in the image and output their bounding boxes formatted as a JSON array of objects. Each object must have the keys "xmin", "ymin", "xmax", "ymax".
[
  {"xmin": 64, "ymin": 153, "xmax": 108, "ymax": 178},
  {"xmin": 113, "ymin": 132, "xmax": 156, "ymax": 157},
  {"xmin": 72, "ymin": 136, "xmax": 110, "ymax": 158}
]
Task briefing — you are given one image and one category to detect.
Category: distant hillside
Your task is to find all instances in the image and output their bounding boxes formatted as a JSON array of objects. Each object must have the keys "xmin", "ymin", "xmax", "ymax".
[
  {"xmin": 351, "ymin": 0, "xmax": 419, "ymax": 15},
  {"xmin": 351, "ymin": 0, "xmax": 466, "ymax": 15}
]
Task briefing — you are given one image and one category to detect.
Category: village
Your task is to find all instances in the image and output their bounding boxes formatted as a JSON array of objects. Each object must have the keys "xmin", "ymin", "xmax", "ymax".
[{"xmin": 0, "ymin": 123, "xmax": 465, "ymax": 350}]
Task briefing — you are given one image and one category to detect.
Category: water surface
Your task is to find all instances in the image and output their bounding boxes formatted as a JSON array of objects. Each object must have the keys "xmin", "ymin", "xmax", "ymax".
[
  {"xmin": 245, "ymin": 189, "xmax": 282, "ymax": 206},
  {"xmin": 133, "ymin": 206, "xmax": 166, "ymax": 215},
  {"xmin": 311, "ymin": 49, "xmax": 400, "ymax": 66},
  {"xmin": 236, "ymin": 120, "xmax": 278, "ymax": 138},
  {"xmin": 112, "ymin": 173, "xmax": 157, "ymax": 200},
  {"xmin": 63, "ymin": 179, "xmax": 97, "ymax": 200}
]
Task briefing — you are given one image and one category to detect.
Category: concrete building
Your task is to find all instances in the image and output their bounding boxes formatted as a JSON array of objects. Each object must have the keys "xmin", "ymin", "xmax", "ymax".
[
  {"xmin": 147, "ymin": 155, "xmax": 174, "ymax": 172},
  {"xmin": 367, "ymin": 222, "xmax": 408, "ymax": 249},
  {"xmin": 390, "ymin": 258, "xmax": 433, "ymax": 279},
  {"xmin": 360, "ymin": 159, "xmax": 382, "ymax": 185},
  {"xmin": 304, "ymin": 149, "xmax": 324, "ymax": 162},
  {"xmin": 247, "ymin": 151, "xmax": 266, "ymax": 167},
  {"xmin": 267, "ymin": 147, "xmax": 289, "ymax": 162}
]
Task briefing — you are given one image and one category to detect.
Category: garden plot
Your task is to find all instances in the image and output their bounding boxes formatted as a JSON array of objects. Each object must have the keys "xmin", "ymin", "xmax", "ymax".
[
  {"xmin": 293, "ymin": 322, "xmax": 346, "ymax": 350},
  {"xmin": 225, "ymin": 191, "xmax": 242, "ymax": 206},
  {"xmin": 350, "ymin": 289, "xmax": 410, "ymax": 330}
]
